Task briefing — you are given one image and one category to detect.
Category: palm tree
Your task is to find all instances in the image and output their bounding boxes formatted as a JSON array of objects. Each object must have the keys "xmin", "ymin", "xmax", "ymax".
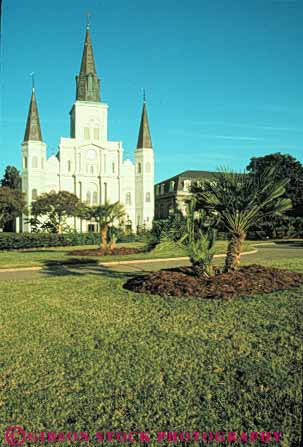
[
  {"xmin": 180, "ymin": 199, "xmax": 217, "ymax": 277},
  {"xmin": 82, "ymin": 201, "xmax": 125, "ymax": 250},
  {"xmin": 192, "ymin": 167, "xmax": 292, "ymax": 272}
]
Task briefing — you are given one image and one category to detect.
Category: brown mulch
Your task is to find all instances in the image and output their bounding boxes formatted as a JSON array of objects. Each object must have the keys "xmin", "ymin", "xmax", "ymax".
[
  {"xmin": 68, "ymin": 247, "xmax": 144, "ymax": 256},
  {"xmin": 123, "ymin": 264, "xmax": 303, "ymax": 299}
]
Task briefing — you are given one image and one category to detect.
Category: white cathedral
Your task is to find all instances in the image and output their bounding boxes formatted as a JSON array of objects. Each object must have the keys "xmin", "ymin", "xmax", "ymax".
[{"xmin": 21, "ymin": 24, "xmax": 154, "ymax": 233}]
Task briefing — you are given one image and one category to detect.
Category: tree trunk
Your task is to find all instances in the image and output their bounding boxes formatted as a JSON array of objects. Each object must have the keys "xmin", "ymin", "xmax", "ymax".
[
  {"xmin": 224, "ymin": 232, "xmax": 246, "ymax": 272},
  {"xmin": 108, "ymin": 237, "xmax": 116, "ymax": 251},
  {"xmin": 100, "ymin": 225, "xmax": 108, "ymax": 250}
]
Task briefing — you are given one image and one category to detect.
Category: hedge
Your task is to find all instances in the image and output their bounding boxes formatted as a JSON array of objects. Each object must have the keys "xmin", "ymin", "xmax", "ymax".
[
  {"xmin": 0, "ymin": 231, "xmax": 153, "ymax": 250},
  {"xmin": 0, "ymin": 232, "xmax": 102, "ymax": 250}
]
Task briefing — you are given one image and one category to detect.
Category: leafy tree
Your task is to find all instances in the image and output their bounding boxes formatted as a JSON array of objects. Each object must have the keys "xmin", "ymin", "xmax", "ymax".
[
  {"xmin": 192, "ymin": 167, "xmax": 292, "ymax": 272},
  {"xmin": 30, "ymin": 191, "xmax": 83, "ymax": 233},
  {"xmin": 1, "ymin": 166, "xmax": 22, "ymax": 231},
  {"xmin": 0, "ymin": 187, "xmax": 25, "ymax": 230},
  {"xmin": 1, "ymin": 166, "xmax": 21, "ymax": 190},
  {"xmin": 81, "ymin": 201, "xmax": 125, "ymax": 250},
  {"xmin": 247, "ymin": 153, "xmax": 303, "ymax": 216}
]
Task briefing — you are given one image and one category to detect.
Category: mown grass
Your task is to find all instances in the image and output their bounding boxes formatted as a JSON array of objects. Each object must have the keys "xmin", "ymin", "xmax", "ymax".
[
  {"xmin": 0, "ymin": 252, "xmax": 302, "ymax": 446},
  {"xmin": 0, "ymin": 240, "xmax": 255, "ymax": 269}
]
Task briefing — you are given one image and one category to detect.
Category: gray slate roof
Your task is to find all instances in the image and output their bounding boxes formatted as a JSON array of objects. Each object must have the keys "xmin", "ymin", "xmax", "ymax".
[
  {"xmin": 76, "ymin": 26, "xmax": 101, "ymax": 102},
  {"xmin": 137, "ymin": 102, "xmax": 152, "ymax": 149},
  {"xmin": 23, "ymin": 89, "xmax": 43, "ymax": 142}
]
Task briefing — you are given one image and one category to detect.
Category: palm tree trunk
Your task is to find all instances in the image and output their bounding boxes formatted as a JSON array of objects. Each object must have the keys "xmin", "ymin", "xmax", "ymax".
[
  {"xmin": 100, "ymin": 225, "xmax": 108, "ymax": 249},
  {"xmin": 224, "ymin": 232, "xmax": 246, "ymax": 272}
]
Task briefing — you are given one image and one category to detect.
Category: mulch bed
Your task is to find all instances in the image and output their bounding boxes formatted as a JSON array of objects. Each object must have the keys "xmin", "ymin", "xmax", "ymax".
[
  {"xmin": 68, "ymin": 247, "xmax": 145, "ymax": 256},
  {"xmin": 123, "ymin": 264, "xmax": 303, "ymax": 299}
]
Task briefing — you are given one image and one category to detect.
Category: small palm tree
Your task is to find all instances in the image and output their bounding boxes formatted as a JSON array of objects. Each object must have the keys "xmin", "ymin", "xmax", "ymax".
[
  {"xmin": 82, "ymin": 201, "xmax": 125, "ymax": 250},
  {"xmin": 181, "ymin": 199, "xmax": 217, "ymax": 277},
  {"xmin": 192, "ymin": 167, "xmax": 292, "ymax": 272}
]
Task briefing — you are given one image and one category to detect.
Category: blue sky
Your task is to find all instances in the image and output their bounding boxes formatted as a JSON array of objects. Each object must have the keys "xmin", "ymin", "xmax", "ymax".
[{"xmin": 1, "ymin": 0, "xmax": 303, "ymax": 182}]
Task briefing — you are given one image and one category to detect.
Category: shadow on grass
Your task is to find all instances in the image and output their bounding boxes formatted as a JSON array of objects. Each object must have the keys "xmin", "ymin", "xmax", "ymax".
[
  {"xmin": 13, "ymin": 249, "xmax": 66, "ymax": 253},
  {"xmin": 40, "ymin": 260, "xmax": 147, "ymax": 280},
  {"xmin": 274, "ymin": 240, "xmax": 303, "ymax": 248}
]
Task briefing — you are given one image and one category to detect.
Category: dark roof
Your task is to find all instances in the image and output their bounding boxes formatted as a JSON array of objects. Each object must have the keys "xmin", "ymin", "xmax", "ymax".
[
  {"xmin": 23, "ymin": 88, "xmax": 43, "ymax": 142},
  {"xmin": 76, "ymin": 26, "xmax": 101, "ymax": 102},
  {"xmin": 155, "ymin": 170, "xmax": 217, "ymax": 186},
  {"xmin": 178, "ymin": 170, "xmax": 216, "ymax": 179},
  {"xmin": 136, "ymin": 101, "xmax": 152, "ymax": 149}
]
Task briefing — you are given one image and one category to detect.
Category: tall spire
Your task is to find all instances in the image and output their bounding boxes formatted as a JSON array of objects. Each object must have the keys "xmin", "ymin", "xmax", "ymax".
[
  {"xmin": 136, "ymin": 95, "xmax": 152, "ymax": 149},
  {"xmin": 76, "ymin": 22, "xmax": 101, "ymax": 102},
  {"xmin": 23, "ymin": 87, "xmax": 43, "ymax": 142}
]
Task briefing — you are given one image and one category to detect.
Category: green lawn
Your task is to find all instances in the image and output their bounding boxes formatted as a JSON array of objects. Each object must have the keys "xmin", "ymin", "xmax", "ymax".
[
  {"xmin": 0, "ymin": 251, "xmax": 302, "ymax": 445},
  {"xmin": 0, "ymin": 240, "xmax": 255, "ymax": 269}
]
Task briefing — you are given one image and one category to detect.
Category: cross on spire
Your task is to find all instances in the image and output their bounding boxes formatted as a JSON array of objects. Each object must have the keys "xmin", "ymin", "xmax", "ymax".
[
  {"xmin": 86, "ymin": 11, "xmax": 91, "ymax": 30},
  {"xmin": 30, "ymin": 72, "xmax": 35, "ymax": 90}
]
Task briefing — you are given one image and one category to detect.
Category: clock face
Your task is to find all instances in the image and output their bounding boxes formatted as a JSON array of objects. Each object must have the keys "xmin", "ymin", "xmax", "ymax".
[{"xmin": 87, "ymin": 149, "xmax": 96, "ymax": 161}]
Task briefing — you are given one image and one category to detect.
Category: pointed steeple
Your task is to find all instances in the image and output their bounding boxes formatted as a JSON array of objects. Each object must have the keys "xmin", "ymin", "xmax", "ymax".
[
  {"xmin": 136, "ymin": 97, "xmax": 152, "ymax": 149},
  {"xmin": 76, "ymin": 23, "xmax": 101, "ymax": 102},
  {"xmin": 23, "ymin": 88, "xmax": 43, "ymax": 142}
]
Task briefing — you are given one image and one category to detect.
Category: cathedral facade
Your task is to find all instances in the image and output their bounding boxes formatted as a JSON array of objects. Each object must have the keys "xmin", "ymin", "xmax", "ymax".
[{"xmin": 21, "ymin": 24, "xmax": 154, "ymax": 233}]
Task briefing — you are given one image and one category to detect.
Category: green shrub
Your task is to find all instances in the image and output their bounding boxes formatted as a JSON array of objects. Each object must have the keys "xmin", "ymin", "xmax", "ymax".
[
  {"xmin": 247, "ymin": 216, "xmax": 303, "ymax": 240},
  {"xmin": 0, "ymin": 230, "xmax": 156, "ymax": 250},
  {"xmin": 0, "ymin": 232, "xmax": 101, "ymax": 250}
]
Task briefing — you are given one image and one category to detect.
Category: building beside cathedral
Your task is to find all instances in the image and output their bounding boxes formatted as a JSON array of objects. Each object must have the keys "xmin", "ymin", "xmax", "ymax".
[{"xmin": 21, "ymin": 24, "xmax": 154, "ymax": 233}]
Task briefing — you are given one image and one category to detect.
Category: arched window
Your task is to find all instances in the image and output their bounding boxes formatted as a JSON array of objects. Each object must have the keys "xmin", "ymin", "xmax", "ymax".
[
  {"xmin": 145, "ymin": 162, "xmax": 151, "ymax": 173},
  {"xmin": 32, "ymin": 189, "xmax": 38, "ymax": 200},
  {"xmin": 67, "ymin": 160, "xmax": 71, "ymax": 172},
  {"xmin": 137, "ymin": 162, "xmax": 142, "ymax": 174},
  {"xmin": 112, "ymin": 162, "xmax": 115, "ymax": 174},
  {"xmin": 86, "ymin": 191, "xmax": 91, "ymax": 204},
  {"xmin": 145, "ymin": 192, "xmax": 151, "ymax": 203},
  {"xmin": 88, "ymin": 74, "xmax": 93, "ymax": 91},
  {"xmin": 125, "ymin": 192, "xmax": 131, "ymax": 205},
  {"xmin": 86, "ymin": 183, "xmax": 98, "ymax": 206},
  {"xmin": 23, "ymin": 157, "xmax": 28, "ymax": 169},
  {"xmin": 90, "ymin": 165, "xmax": 94, "ymax": 175},
  {"xmin": 84, "ymin": 127, "xmax": 90, "ymax": 140},
  {"xmin": 32, "ymin": 156, "xmax": 38, "ymax": 169},
  {"xmin": 93, "ymin": 191, "xmax": 98, "ymax": 205}
]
